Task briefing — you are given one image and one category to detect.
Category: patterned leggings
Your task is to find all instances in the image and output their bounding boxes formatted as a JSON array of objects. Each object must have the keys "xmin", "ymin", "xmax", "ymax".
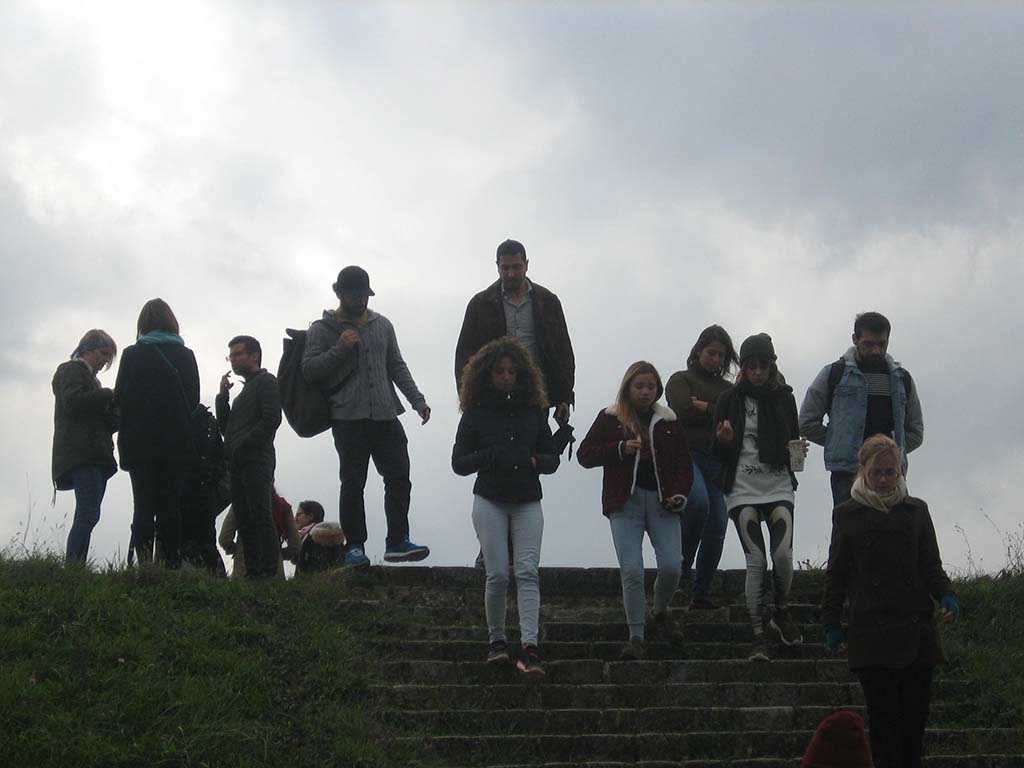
[{"xmin": 730, "ymin": 502, "xmax": 794, "ymax": 634}]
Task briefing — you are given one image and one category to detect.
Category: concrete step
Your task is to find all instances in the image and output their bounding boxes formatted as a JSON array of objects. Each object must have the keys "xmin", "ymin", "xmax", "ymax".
[
  {"xmin": 382, "ymin": 658, "xmax": 857, "ymax": 686},
  {"xmin": 442, "ymin": 758, "xmax": 1024, "ymax": 768},
  {"xmin": 366, "ymin": 639, "xmax": 830, "ymax": 661},
  {"xmin": 376, "ymin": 679, "xmax": 975, "ymax": 711},
  {"xmin": 343, "ymin": 602, "xmax": 824, "ymax": 626},
  {"xmin": 368, "ymin": 621, "xmax": 829, "ymax": 644},
  {"xmin": 386, "ymin": 703, "xmax": 979, "ymax": 735},
  {"xmin": 340, "ymin": 566, "xmax": 826, "ymax": 598},
  {"xmin": 394, "ymin": 729, "xmax": 1024, "ymax": 763}
]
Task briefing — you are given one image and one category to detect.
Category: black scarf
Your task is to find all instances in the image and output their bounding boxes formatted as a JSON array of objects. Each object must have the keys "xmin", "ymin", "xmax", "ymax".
[{"xmin": 734, "ymin": 379, "xmax": 790, "ymax": 465}]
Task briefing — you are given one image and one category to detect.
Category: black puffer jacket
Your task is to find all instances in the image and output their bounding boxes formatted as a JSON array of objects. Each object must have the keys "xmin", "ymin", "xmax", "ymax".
[
  {"xmin": 115, "ymin": 342, "xmax": 200, "ymax": 470},
  {"xmin": 452, "ymin": 389, "xmax": 559, "ymax": 503},
  {"xmin": 51, "ymin": 360, "xmax": 117, "ymax": 489}
]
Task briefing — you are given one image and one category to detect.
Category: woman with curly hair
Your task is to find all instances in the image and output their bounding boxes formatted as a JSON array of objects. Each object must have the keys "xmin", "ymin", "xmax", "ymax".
[
  {"xmin": 452, "ymin": 337, "xmax": 560, "ymax": 676},
  {"xmin": 578, "ymin": 361, "xmax": 693, "ymax": 660}
]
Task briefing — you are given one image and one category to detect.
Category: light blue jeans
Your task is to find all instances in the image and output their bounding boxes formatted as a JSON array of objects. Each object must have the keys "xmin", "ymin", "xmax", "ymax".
[
  {"xmin": 608, "ymin": 487, "xmax": 682, "ymax": 640},
  {"xmin": 472, "ymin": 495, "xmax": 543, "ymax": 646}
]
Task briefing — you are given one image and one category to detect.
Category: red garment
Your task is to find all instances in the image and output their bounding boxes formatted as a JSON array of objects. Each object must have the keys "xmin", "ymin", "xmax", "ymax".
[
  {"xmin": 802, "ymin": 711, "xmax": 872, "ymax": 767},
  {"xmin": 272, "ymin": 493, "xmax": 292, "ymax": 542},
  {"xmin": 577, "ymin": 403, "xmax": 693, "ymax": 515}
]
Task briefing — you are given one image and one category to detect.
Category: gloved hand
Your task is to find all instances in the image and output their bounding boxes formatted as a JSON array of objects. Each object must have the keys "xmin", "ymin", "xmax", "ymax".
[
  {"xmin": 940, "ymin": 593, "xmax": 960, "ymax": 622},
  {"xmin": 824, "ymin": 625, "xmax": 845, "ymax": 654}
]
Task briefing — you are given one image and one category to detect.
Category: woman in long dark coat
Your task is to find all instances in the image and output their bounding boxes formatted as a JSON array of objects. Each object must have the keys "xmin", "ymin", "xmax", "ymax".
[
  {"xmin": 115, "ymin": 298, "xmax": 199, "ymax": 567},
  {"xmin": 52, "ymin": 329, "xmax": 118, "ymax": 562},
  {"xmin": 822, "ymin": 434, "xmax": 960, "ymax": 768}
]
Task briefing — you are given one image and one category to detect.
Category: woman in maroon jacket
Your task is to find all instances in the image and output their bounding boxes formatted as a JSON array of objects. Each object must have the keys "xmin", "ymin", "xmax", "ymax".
[{"xmin": 578, "ymin": 361, "xmax": 693, "ymax": 660}]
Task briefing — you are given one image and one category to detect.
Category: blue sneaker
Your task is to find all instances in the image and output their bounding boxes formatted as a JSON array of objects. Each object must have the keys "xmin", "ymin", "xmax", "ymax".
[
  {"xmin": 344, "ymin": 545, "xmax": 370, "ymax": 569},
  {"xmin": 383, "ymin": 538, "xmax": 430, "ymax": 563}
]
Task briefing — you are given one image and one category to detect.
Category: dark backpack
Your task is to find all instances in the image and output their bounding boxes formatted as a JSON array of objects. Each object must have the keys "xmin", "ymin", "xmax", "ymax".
[
  {"xmin": 825, "ymin": 358, "xmax": 913, "ymax": 414},
  {"xmin": 278, "ymin": 321, "xmax": 352, "ymax": 438}
]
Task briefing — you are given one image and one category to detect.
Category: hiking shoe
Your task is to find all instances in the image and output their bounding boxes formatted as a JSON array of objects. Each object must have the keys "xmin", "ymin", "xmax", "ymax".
[
  {"xmin": 487, "ymin": 640, "xmax": 511, "ymax": 664},
  {"xmin": 619, "ymin": 638, "xmax": 646, "ymax": 661},
  {"xmin": 748, "ymin": 634, "xmax": 770, "ymax": 661},
  {"xmin": 383, "ymin": 538, "xmax": 430, "ymax": 563},
  {"xmin": 647, "ymin": 610, "xmax": 684, "ymax": 645},
  {"xmin": 689, "ymin": 595, "xmax": 716, "ymax": 610},
  {"xmin": 344, "ymin": 545, "xmax": 370, "ymax": 569},
  {"xmin": 516, "ymin": 644, "xmax": 545, "ymax": 676},
  {"xmin": 769, "ymin": 609, "xmax": 804, "ymax": 646}
]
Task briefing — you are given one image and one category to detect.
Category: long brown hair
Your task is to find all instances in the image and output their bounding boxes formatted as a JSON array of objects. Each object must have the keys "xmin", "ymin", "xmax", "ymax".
[
  {"xmin": 458, "ymin": 337, "xmax": 548, "ymax": 411},
  {"xmin": 614, "ymin": 361, "xmax": 663, "ymax": 438},
  {"xmin": 686, "ymin": 324, "xmax": 739, "ymax": 378}
]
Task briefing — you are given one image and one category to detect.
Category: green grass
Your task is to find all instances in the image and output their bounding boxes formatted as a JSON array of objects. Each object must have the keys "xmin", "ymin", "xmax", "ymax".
[
  {"xmin": 0, "ymin": 556, "xmax": 419, "ymax": 768},
  {"xmin": 942, "ymin": 572, "xmax": 1024, "ymax": 728}
]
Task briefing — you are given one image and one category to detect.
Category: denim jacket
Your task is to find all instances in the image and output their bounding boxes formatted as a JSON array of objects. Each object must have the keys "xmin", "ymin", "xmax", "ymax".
[{"xmin": 799, "ymin": 347, "xmax": 923, "ymax": 474}]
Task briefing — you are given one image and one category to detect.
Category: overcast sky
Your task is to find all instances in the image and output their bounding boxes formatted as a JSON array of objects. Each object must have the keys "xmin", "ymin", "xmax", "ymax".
[{"xmin": 4, "ymin": 1, "xmax": 1023, "ymax": 577}]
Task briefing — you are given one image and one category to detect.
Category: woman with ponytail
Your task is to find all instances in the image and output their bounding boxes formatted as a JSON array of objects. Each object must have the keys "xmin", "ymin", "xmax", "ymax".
[{"xmin": 52, "ymin": 330, "xmax": 118, "ymax": 562}]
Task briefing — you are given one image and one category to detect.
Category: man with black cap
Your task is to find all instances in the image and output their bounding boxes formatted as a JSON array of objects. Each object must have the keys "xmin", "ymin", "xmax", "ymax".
[
  {"xmin": 799, "ymin": 311, "xmax": 923, "ymax": 507},
  {"xmin": 301, "ymin": 266, "xmax": 431, "ymax": 568}
]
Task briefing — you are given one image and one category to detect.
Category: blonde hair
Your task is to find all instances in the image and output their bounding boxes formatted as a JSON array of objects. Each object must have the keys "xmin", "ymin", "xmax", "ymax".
[
  {"xmin": 857, "ymin": 434, "xmax": 902, "ymax": 479},
  {"xmin": 614, "ymin": 361, "xmax": 663, "ymax": 439},
  {"xmin": 72, "ymin": 329, "xmax": 117, "ymax": 370}
]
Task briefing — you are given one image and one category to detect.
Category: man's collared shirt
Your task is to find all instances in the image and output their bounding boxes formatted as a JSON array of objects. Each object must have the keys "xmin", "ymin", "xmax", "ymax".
[{"xmin": 501, "ymin": 280, "xmax": 541, "ymax": 362}]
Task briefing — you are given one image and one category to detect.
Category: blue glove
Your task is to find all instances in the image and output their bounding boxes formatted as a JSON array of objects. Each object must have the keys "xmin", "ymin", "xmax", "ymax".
[
  {"xmin": 940, "ymin": 594, "xmax": 960, "ymax": 621},
  {"xmin": 824, "ymin": 625, "xmax": 845, "ymax": 654}
]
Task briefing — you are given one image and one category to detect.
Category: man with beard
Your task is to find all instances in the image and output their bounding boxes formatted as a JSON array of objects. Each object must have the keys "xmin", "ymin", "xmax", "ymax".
[
  {"xmin": 799, "ymin": 312, "xmax": 923, "ymax": 506},
  {"xmin": 302, "ymin": 266, "xmax": 432, "ymax": 568}
]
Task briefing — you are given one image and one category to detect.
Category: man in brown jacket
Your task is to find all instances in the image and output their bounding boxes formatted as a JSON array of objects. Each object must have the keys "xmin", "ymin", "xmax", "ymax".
[{"xmin": 455, "ymin": 239, "xmax": 575, "ymax": 423}]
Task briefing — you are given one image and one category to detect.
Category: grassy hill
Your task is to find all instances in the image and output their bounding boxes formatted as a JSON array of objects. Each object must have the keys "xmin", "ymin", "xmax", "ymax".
[{"xmin": 1, "ymin": 556, "xmax": 1021, "ymax": 767}]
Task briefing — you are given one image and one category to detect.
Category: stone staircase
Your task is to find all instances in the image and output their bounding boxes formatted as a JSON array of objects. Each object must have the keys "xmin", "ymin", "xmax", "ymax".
[{"xmin": 340, "ymin": 567, "xmax": 1024, "ymax": 767}]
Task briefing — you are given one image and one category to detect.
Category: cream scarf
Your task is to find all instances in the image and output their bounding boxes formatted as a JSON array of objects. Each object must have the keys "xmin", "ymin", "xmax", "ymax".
[{"xmin": 850, "ymin": 474, "xmax": 908, "ymax": 512}]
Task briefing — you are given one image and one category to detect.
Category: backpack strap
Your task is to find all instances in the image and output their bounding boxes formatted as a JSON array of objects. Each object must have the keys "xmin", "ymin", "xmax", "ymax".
[{"xmin": 824, "ymin": 358, "xmax": 845, "ymax": 415}]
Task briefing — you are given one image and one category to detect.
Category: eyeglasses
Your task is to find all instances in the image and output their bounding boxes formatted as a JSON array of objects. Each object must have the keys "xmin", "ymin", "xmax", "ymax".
[
  {"xmin": 867, "ymin": 468, "xmax": 899, "ymax": 480},
  {"xmin": 744, "ymin": 359, "xmax": 773, "ymax": 371}
]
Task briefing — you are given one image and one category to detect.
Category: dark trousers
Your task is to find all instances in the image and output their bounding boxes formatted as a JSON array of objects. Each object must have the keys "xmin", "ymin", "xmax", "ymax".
[
  {"xmin": 230, "ymin": 461, "xmax": 277, "ymax": 578},
  {"xmin": 332, "ymin": 418, "xmax": 411, "ymax": 547},
  {"xmin": 66, "ymin": 465, "xmax": 108, "ymax": 563},
  {"xmin": 830, "ymin": 471, "xmax": 856, "ymax": 507},
  {"xmin": 129, "ymin": 464, "xmax": 186, "ymax": 567},
  {"xmin": 856, "ymin": 665, "xmax": 934, "ymax": 768}
]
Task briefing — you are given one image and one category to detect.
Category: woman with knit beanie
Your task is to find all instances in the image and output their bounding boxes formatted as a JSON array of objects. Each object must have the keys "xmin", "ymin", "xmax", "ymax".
[
  {"xmin": 712, "ymin": 333, "xmax": 807, "ymax": 660},
  {"xmin": 666, "ymin": 324, "xmax": 739, "ymax": 609},
  {"xmin": 578, "ymin": 361, "xmax": 693, "ymax": 661},
  {"xmin": 822, "ymin": 434, "xmax": 959, "ymax": 768},
  {"xmin": 802, "ymin": 711, "xmax": 873, "ymax": 767}
]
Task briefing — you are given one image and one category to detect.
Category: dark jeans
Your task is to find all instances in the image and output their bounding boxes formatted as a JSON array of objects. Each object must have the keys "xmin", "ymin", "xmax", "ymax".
[
  {"xmin": 856, "ymin": 665, "xmax": 933, "ymax": 768},
  {"xmin": 680, "ymin": 455, "xmax": 728, "ymax": 598},
  {"xmin": 230, "ymin": 461, "xmax": 277, "ymax": 579},
  {"xmin": 332, "ymin": 418, "xmax": 411, "ymax": 547},
  {"xmin": 65, "ymin": 465, "xmax": 108, "ymax": 563},
  {"xmin": 129, "ymin": 464, "xmax": 186, "ymax": 567},
  {"xmin": 831, "ymin": 471, "xmax": 856, "ymax": 507}
]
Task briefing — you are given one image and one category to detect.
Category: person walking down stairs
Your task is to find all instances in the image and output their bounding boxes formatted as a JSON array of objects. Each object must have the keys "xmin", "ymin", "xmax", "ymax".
[
  {"xmin": 578, "ymin": 361, "xmax": 693, "ymax": 662},
  {"xmin": 452, "ymin": 338, "xmax": 560, "ymax": 677}
]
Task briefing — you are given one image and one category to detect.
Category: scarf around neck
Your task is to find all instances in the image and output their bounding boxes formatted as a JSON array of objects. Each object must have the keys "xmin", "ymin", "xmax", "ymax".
[
  {"xmin": 851, "ymin": 474, "xmax": 908, "ymax": 512},
  {"xmin": 138, "ymin": 331, "xmax": 184, "ymax": 346}
]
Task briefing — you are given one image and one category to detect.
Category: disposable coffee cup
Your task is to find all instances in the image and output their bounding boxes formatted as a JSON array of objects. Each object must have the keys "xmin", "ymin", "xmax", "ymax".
[{"xmin": 788, "ymin": 439, "xmax": 806, "ymax": 472}]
